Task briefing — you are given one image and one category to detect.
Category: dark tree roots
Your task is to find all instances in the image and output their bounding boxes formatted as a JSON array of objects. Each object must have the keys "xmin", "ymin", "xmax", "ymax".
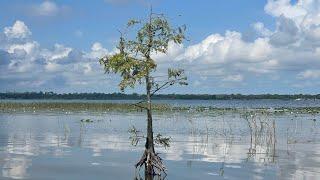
[{"xmin": 135, "ymin": 149, "xmax": 167, "ymax": 176}]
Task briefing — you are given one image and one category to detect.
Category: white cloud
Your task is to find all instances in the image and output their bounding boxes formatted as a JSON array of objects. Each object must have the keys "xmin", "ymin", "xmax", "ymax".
[
  {"xmin": 269, "ymin": 15, "xmax": 299, "ymax": 46},
  {"xmin": 177, "ymin": 33, "xmax": 225, "ymax": 63},
  {"xmin": 45, "ymin": 62, "xmax": 61, "ymax": 72},
  {"xmin": 7, "ymin": 42, "xmax": 38, "ymax": 55},
  {"xmin": 31, "ymin": 1, "xmax": 59, "ymax": 16},
  {"xmin": 264, "ymin": 0, "xmax": 308, "ymax": 23},
  {"xmin": 92, "ymin": 42, "xmax": 104, "ymax": 52},
  {"xmin": 0, "ymin": 20, "xmax": 111, "ymax": 90},
  {"xmin": 253, "ymin": 22, "xmax": 272, "ymax": 37},
  {"xmin": 177, "ymin": 31, "xmax": 273, "ymax": 66},
  {"xmin": 85, "ymin": 42, "xmax": 110, "ymax": 59},
  {"xmin": 152, "ymin": 41, "xmax": 184, "ymax": 63},
  {"xmin": 265, "ymin": 0, "xmax": 320, "ymax": 38},
  {"xmin": 161, "ymin": 0, "xmax": 320, "ymax": 86},
  {"xmin": 4, "ymin": 21, "xmax": 31, "ymax": 39},
  {"xmin": 42, "ymin": 44, "xmax": 72, "ymax": 62},
  {"xmin": 2, "ymin": 0, "xmax": 320, "ymax": 92},
  {"xmin": 8, "ymin": 60, "xmax": 35, "ymax": 73},
  {"xmin": 222, "ymin": 74, "xmax": 243, "ymax": 82},
  {"xmin": 305, "ymin": 26, "xmax": 320, "ymax": 40},
  {"xmin": 298, "ymin": 69, "xmax": 320, "ymax": 79},
  {"xmin": 75, "ymin": 63, "xmax": 93, "ymax": 75},
  {"xmin": 28, "ymin": 1, "xmax": 69, "ymax": 17}
]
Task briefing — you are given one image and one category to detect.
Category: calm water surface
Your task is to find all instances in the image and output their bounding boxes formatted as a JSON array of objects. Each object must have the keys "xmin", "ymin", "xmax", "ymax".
[{"xmin": 0, "ymin": 100, "xmax": 320, "ymax": 179}]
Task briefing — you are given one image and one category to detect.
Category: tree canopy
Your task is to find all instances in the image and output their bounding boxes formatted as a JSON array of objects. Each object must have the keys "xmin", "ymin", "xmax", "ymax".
[{"xmin": 99, "ymin": 12, "xmax": 187, "ymax": 92}]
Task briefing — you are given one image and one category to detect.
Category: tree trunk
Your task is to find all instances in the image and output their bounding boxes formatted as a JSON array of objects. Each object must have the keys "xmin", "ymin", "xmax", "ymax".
[
  {"xmin": 144, "ymin": 11, "xmax": 156, "ymax": 175},
  {"xmin": 145, "ymin": 74, "xmax": 154, "ymax": 174}
]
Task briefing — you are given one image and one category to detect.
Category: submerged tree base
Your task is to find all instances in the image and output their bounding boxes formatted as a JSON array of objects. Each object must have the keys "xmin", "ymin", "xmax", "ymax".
[{"xmin": 135, "ymin": 149, "xmax": 167, "ymax": 176}]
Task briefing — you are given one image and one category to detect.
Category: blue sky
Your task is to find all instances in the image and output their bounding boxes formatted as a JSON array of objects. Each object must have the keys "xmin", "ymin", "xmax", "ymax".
[{"xmin": 0, "ymin": 0, "xmax": 319, "ymax": 94}]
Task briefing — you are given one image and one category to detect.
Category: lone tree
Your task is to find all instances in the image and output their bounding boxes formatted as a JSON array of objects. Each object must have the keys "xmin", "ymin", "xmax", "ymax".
[{"xmin": 99, "ymin": 9, "xmax": 187, "ymax": 175}]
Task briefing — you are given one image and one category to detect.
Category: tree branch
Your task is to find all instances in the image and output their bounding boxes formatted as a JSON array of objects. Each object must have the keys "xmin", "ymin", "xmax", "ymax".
[
  {"xmin": 131, "ymin": 100, "xmax": 148, "ymax": 110},
  {"xmin": 151, "ymin": 77, "xmax": 186, "ymax": 97}
]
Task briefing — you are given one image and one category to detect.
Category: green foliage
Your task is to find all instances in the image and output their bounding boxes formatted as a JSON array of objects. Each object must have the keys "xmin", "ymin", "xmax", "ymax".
[
  {"xmin": 127, "ymin": 19, "xmax": 141, "ymax": 27},
  {"xmin": 128, "ymin": 126, "xmax": 143, "ymax": 146},
  {"xmin": 99, "ymin": 12, "xmax": 187, "ymax": 92},
  {"xmin": 100, "ymin": 53, "xmax": 152, "ymax": 91},
  {"xmin": 128, "ymin": 126, "xmax": 171, "ymax": 148},
  {"xmin": 80, "ymin": 119, "xmax": 93, "ymax": 123},
  {"xmin": 155, "ymin": 133, "xmax": 171, "ymax": 148},
  {"xmin": 168, "ymin": 68, "xmax": 188, "ymax": 85}
]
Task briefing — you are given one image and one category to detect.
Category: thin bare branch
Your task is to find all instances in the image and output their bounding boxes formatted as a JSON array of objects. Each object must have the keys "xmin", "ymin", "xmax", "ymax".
[{"xmin": 151, "ymin": 77, "xmax": 186, "ymax": 96}]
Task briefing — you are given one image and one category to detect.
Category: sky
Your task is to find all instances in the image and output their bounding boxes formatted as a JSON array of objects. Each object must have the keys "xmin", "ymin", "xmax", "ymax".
[{"xmin": 0, "ymin": 0, "xmax": 319, "ymax": 94}]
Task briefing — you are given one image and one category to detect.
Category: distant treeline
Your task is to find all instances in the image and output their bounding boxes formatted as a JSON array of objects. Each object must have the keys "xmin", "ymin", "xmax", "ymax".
[{"xmin": 0, "ymin": 92, "xmax": 319, "ymax": 100}]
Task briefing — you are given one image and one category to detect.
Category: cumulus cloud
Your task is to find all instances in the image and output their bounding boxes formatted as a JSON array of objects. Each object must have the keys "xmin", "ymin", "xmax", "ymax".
[
  {"xmin": 1, "ymin": 0, "xmax": 320, "ymax": 93},
  {"xmin": 264, "ymin": 0, "xmax": 310, "ymax": 24},
  {"xmin": 252, "ymin": 22, "xmax": 272, "ymax": 37},
  {"xmin": 4, "ymin": 21, "xmax": 31, "ymax": 39},
  {"xmin": 152, "ymin": 41, "xmax": 184, "ymax": 63},
  {"xmin": 85, "ymin": 42, "xmax": 110, "ymax": 59},
  {"xmin": 0, "ymin": 20, "xmax": 112, "ymax": 91},
  {"xmin": 270, "ymin": 15, "xmax": 299, "ymax": 46},
  {"xmin": 172, "ymin": 30, "xmax": 276, "ymax": 81},
  {"xmin": 7, "ymin": 42, "xmax": 39, "ymax": 55},
  {"xmin": 177, "ymin": 31, "xmax": 273, "ymax": 64},
  {"xmin": 264, "ymin": 0, "xmax": 320, "ymax": 47},
  {"xmin": 42, "ymin": 44, "xmax": 72, "ymax": 62},
  {"xmin": 165, "ymin": 0, "xmax": 320, "ymax": 86}
]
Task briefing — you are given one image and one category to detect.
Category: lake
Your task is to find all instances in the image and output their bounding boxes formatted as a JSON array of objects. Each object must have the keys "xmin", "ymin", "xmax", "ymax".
[{"xmin": 0, "ymin": 99, "xmax": 319, "ymax": 179}]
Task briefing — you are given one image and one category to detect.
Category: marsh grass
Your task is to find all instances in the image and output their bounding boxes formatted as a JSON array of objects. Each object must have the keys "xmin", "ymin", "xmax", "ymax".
[
  {"xmin": 0, "ymin": 102, "xmax": 237, "ymax": 113},
  {"xmin": 0, "ymin": 102, "xmax": 319, "ymax": 115},
  {"xmin": 0, "ymin": 102, "xmax": 172, "ymax": 113}
]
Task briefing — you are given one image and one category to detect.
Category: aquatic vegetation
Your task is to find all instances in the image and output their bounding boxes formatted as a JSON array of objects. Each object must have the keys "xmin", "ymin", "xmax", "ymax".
[
  {"xmin": 1, "ymin": 102, "xmax": 319, "ymax": 116},
  {"xmin": 129, "ymin": 126, "xmax": 143, "ymax": 146},
  {"xmin": 128, "ymin": 126, "xmax": 171, "ymax": 149},
  {"xmin": 80, "ymin": 119, "xmax": 94, "ymax": 123},
  {"xmin": 242, "ymin": 112, "xmax": 277, "ymax": 162},
  {"xmin": 154, "ymin": 134, "xmax": 171, "ymax": 149},
  {"xmin": 0, "ymin": 102, "xmax": 173, "ymax": 113}
]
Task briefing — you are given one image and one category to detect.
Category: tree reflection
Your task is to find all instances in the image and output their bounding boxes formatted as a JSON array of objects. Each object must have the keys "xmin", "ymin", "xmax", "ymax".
[{"xmin": 134, "ymin": 169, "xmax": 167, "ymax": 180}]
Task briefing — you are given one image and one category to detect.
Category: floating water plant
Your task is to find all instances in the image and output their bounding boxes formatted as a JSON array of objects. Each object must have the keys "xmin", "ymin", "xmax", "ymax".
[{"xmin": 80, "ymin": 119, "xmax": 93, "ymax": 123}]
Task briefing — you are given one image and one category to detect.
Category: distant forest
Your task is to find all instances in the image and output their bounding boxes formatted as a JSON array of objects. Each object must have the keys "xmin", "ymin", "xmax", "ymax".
[{"xmin": 0, "ymin": 92, "xmax": 319, "ymax": 100}]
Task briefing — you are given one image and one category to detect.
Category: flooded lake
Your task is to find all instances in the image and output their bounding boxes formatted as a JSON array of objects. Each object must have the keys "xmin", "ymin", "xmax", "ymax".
[{"xmin": 0, "ymin": 99, "xmax": 320, "ymax": 179}]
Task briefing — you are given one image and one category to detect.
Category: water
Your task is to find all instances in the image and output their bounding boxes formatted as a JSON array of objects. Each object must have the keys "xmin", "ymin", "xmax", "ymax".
[{"xmin": 0, "ymin": 100, "xmax": 320, "ymax": 179}]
